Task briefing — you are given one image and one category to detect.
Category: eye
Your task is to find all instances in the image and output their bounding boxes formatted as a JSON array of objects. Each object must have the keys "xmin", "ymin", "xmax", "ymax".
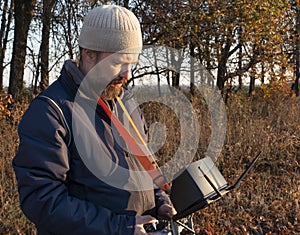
[{"xmin": 112, "ymin": 62, "xmax": 122, "ymax": 68}]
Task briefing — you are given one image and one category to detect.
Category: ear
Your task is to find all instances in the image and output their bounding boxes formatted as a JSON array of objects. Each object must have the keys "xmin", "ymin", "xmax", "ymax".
[
  {"xmin": 79, "ymin": 49, "xmax": 98, "ymax": 75},
  {"xmin": 82, "ymin": 48, "xmax": 97, "ymax": 64}
]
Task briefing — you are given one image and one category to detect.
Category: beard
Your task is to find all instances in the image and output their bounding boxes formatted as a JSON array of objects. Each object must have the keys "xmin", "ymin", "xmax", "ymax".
[{"xmin": 100, "ymin": 76, "xmax": 127, "ymax": 100}]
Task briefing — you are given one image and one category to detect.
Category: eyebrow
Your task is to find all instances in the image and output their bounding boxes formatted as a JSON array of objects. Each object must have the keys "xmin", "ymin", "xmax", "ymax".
[{"xmin": 113, "ymin": 56, "xmax": 138, "ymax": 65}]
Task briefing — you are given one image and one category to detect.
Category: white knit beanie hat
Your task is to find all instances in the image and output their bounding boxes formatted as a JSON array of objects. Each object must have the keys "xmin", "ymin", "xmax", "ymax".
[{"xmin": 78, "ymin": 5, "xmax": 142, "ymax": 54}]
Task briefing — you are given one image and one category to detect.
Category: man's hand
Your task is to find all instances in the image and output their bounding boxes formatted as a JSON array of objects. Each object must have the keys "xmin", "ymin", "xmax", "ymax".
[
  {"xmin": 157, "ymin": 204, "xmax": 177, "ymax": 220},
  {"xmin": 134, "ymin": 215, "xmax": 158, "ymax": 235}
]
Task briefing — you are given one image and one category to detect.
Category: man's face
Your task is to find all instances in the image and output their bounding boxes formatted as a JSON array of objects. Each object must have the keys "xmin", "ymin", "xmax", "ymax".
[{"xmin": 93, "ymin": 52, "xmax": 139, "ymax": 100}]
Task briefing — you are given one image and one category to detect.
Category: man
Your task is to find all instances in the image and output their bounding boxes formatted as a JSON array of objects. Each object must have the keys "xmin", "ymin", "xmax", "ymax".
[{"xmin": 13, "ymin": 5, "xmax": 175, "ymax": 235}]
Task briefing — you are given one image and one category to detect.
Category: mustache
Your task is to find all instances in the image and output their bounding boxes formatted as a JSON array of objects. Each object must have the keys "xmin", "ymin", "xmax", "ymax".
[
  {"xmin": 109, "ymin": 76, "xmax": 127, "ymax": 86},
  {"xmin": 101, "ymin": 77, "xmax": 125, "ymax": 100}
]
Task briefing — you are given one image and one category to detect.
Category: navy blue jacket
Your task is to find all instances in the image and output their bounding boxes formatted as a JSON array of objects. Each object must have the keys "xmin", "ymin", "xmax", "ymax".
[{"xmin": 12, "ymin": 60, "xmax": 169, "ymax": 235}]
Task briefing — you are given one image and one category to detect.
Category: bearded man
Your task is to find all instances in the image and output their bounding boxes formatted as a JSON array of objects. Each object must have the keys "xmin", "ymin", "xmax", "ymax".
[{"xmin": 13, "ymin": 5, "xmax": 175, "ymax": 235}]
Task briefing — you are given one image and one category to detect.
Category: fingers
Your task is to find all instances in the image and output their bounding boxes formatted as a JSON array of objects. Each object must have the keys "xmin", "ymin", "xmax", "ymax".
[
  {"xmin": 134, "ymin": 224, "xmax": 147, "ymax": 235},
  {"xmin": 136, "ymin": 215, "xmax": 158, "ymax": 225},
  {"xmin": 157, "ymin": 204, "xmax": 177, "ymax": 219},
  {"xmin": 134, "ymin": 215, "xmax": 158, "ymax": 235}
]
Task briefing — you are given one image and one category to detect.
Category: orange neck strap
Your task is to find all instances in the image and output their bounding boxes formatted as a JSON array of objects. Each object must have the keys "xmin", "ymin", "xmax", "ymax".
[{"xmin": 97, "ymin": 98, "xmax": 171, "ymax": 191}]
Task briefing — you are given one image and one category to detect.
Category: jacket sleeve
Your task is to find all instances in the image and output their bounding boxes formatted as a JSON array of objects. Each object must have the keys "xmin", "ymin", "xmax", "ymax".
[{"xmin": 12, "ymin": 98, "xmax": 135, "ymax": 235}]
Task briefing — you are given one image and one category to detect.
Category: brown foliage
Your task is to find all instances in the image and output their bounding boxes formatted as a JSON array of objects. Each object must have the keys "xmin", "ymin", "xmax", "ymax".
[
  {"xmin": 191, "ymin": 86, "xmax": 300, "ymax": 235},
  {"xmin": 0, "ymin": 87, "xmax": 299, "ymax": 234},
  {"xmin": 0, "ymin": 94, "xmax": 34, "ymax": 234},
  {"xmin": 141, "ymin": 85, "xmax": 299, "ymax": 235}
]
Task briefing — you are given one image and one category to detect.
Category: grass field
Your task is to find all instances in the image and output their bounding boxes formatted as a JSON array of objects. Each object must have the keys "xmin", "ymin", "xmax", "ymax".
[{"xmin": 0, "ymin": 84, "xmax": 299, "ymax": 234}]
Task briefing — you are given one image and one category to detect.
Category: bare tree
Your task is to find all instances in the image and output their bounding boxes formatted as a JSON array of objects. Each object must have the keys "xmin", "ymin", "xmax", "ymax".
[
  {"xmin": 293, "ymin": 2, "xmax": 300, "ymax": 96},
  {"xmin": 38, "ymin": 0, "xmax": 56, "ymax": 92},
  {"xmin": 8, "ymin": 0, "xmax": 36, "ymax": 100},
  {"xmin": 0, "ymin": 0, "xmax": 13, "ymax": 91}
]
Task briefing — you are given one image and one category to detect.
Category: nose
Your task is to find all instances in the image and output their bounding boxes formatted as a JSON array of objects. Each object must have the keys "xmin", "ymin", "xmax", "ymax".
[{"xmin": 119, "ymin": 65, "xmax": 132, "ymax": 79}]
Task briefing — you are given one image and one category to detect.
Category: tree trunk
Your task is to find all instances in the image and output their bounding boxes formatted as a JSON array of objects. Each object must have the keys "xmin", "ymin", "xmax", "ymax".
[
  {"xmin": 123, "ymin": 0, "xmax": 129, "ymax": 8},
  {"xmin": 190, "ymin": 43, "xmax": 196, "ymax": 95},
  {"xmin": 249, "ymin": 76, "xmax": 255, "ymax": 97},
  {"xmin": 294, "ymin": 4, "xmax": 300, "ymax": 96},
  {"xmin": 238, "ymin": 43, "xmax": 242, "ymax": 89},
  {"xmin": 153, "ymin": 47, "xmax": 161, "ymax": 96},
  {"xmin": 65, "ymin": 0, "xmax": 74, "ymax": 60},
  {"xmin": 169, "ymin": 48, "xmax": 182, "ymax": 88},
  {"xmin": 217, "ymin": 37, "xmax": 231, "ymax": 92},
  {"xmin": 0, "ymin": 0, "xmax": 13, "ymax": 91},
  {"xmin": 217, "ymin": 66, "xmax": 225, "ymax": 91},
  {"xmin": 8, "ymin": 0, "xmax": 36, "ymax": 100},
  {"xmin": 40, "ymin": 0, "xmax": 55, "ymax": 91},
  {"xmin": 171, "ymin": 71, "xmax": 180, "ymax": 88},
  {"xmin": 261, "ymin": 62, "xmax": 265, "ymax": 84}
]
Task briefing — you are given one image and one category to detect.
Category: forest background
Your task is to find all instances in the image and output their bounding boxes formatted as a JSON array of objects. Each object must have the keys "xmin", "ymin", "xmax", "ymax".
[{"xmin": 0, "ymin": 0, "xmax": 300, "ymax": 234}]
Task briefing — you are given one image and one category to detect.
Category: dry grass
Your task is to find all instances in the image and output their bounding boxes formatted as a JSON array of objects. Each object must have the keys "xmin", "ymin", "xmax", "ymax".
[
  {"xmin": 0, "ymin": 84, "xmax": 299, "ymax": 234},
  {"xmin": 190, "ymin": 87, "xmax": 300, "ymax": 235},
  {"xmin": 0, "ymin": 94, "xmax": 35, "ymax": 234}
]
